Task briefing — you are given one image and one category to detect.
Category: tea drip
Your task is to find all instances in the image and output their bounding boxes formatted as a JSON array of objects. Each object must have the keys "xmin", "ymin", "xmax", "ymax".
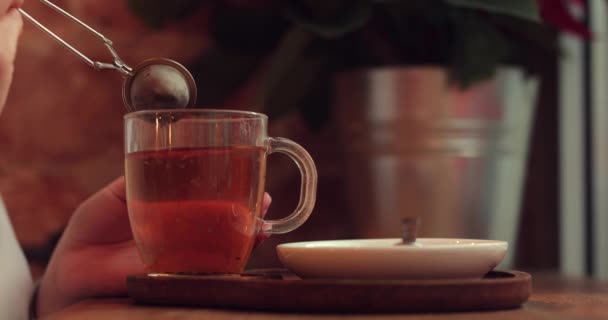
[{"xmin": 19, "ymin": 1, "xmax": 197, "ymax": 112}]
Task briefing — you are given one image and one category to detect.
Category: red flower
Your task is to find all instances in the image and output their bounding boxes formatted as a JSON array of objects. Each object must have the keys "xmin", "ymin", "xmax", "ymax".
[{"xmin": 537, "ymin": 0, "xmax": 591, "ymax": 39}]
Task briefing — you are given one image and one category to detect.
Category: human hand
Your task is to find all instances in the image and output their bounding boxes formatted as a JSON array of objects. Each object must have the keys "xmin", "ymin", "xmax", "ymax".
[
  {"xmin": 36, "ymin": 176, "xmax": 272, "ymax": 317},
  {"xmin": 0, "ymin": 0, "xmax": 23, "ymax": 111}
]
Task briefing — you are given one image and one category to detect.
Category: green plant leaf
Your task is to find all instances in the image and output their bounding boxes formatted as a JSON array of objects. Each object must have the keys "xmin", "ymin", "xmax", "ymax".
[
  {"xmin": 448, "ymin": 9, "xmax": 510, "ymax": 88},
  {"xmin": 297, "ymin": 65, "xmax": 332, "ymax": 130},
  {"xmin": 256, "ymin": 27, "xmax": 316, "ymax": 109},
  {"xmin": 445, "ymin": 0, "xmax": 540, "ymax": 22},
  {"xmin": 211, "ymin": 6, "xmax": 287, "ymax": 54},
  {"xmin": 375, "ymin": 1, "xmax": 454, "ymax": 66},
  {"xmin": 285, "ymin": 0, "xmax": 373, "ymax": 38},
  {"xmin": 127, "ymin": 0, "xmax": 203, "ymax": 29},
  {"xmin": 188, "ymin": 49, "xmax": 267, "ymax": 107},
  {"xmin": 487, "ymin": 13, "xmax": 558, "ymax": 66},
  {"xmin": 262, "ymin": 53, "xmax": 329, "ymax": 124},
  {"xmin": 257, "ymin": 27, "xmax": 333, "ymax": 128}
]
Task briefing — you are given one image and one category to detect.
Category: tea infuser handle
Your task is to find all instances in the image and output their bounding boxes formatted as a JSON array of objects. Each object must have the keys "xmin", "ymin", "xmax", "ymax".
[
  {"xmin": 263, "ymin": 138, "xmax": 317, "ymax": 234},
  {"xmin": 18, "ymin": 1, "xmax": 132, "ymax": 75}
]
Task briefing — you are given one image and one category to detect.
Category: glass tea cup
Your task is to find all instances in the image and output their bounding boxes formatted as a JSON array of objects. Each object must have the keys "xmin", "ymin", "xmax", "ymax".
[{"xmin": 124, "ymin": 109, "xmax": 317, "ymax": 274}]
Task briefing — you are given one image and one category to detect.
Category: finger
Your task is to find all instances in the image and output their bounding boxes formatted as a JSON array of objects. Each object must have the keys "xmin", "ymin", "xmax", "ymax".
[
  {"xmin": 62, "ymin": 176, "xmax": 132, "ymax": 248},
  {"xmin": 0, "ymin": 8, "xmax": 22, "ymax": 61},
  {"xmin": 8, "ymin": 0, "xmax": 23, "ymax": 11},
  {"xmin": 0, "ymin": 9, "xmax": 22, "ymax": 108},
  {"xmin": 254, "ymin": 193, "xmax": 272, "ymax": 247},
  {"xmin": 259, "ymin": 192, "xmax": 272, "ymax": 239},
  {"xmin": 262, "ymin": 192, "xmax": 272, "ymax": 218},
  {"xmin": 11, "ymin": 0, "xmax": 24, "ymax": 10},
  {"xmin": 1, "ymin": 0, "xmax": 23, "ymax": 14},
  {"xmin": 255, "ymin": 230, "xmax": 271, "ymax": 246}
]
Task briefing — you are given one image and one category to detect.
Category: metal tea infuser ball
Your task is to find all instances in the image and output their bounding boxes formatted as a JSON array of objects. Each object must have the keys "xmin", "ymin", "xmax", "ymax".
[{"xmin": 19, "ymin": 0, "xmax": 197, "ymax": 112}]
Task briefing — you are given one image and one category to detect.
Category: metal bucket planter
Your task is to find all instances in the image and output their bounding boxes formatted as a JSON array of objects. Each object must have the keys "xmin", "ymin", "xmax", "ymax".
[{"xmin": 334, "ymin": 66, "xmax": 538, "ymax": 266}]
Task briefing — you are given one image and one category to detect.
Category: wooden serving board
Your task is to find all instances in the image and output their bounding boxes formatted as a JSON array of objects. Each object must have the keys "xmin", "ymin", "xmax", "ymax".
[{"xmin": 126, "ymin": 269, "xmax": 531, "ymax": 313}]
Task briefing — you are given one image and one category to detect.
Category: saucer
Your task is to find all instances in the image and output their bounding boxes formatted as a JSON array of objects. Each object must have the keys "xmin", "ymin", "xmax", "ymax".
[{"xmin": 276, "ymin": 238, "xmax": 508, "ymax": 280}]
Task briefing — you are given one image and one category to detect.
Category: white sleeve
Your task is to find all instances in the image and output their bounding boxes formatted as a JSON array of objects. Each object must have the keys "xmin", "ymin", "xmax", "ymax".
[{"xmin": 0, "ymin": 197, "xmax": 34, "ymax": 320}]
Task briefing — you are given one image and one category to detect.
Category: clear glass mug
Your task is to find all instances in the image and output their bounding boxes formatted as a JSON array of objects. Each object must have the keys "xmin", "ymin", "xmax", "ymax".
[{"xmin": 124, "ymin": 109, "xmax": 317, "ymax": 274}]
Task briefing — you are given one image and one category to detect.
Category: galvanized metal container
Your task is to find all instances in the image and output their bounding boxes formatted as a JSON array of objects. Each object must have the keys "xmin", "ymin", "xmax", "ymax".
[{"xmin": 333, "ymin": 66, "xmax": 538, "ymax": 260}]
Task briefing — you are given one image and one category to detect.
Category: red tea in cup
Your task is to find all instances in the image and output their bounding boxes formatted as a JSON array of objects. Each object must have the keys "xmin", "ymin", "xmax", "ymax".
[
  {"xmin": 124, "ymin": 110, "xmax": 317, "ymax": 274},
  {"xmin": 126, "ymin": 147, "xmax": 264, "ymax": 273}
]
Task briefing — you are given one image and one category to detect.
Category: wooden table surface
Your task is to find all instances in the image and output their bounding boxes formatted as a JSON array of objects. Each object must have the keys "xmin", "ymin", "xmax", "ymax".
[{"xmin": 46, "ymin": 273, "xmax": 608, "ymax": 320}]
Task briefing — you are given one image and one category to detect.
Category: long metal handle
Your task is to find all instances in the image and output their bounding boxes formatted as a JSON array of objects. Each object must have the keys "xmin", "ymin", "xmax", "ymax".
[
  {"xmin": 18, "ymin": 1, "xmax": 132, "ymax": 75},
  {"xmin": 38, "ymin": 0, "xmax": 112, "ymax": 45},
  {"xmin": 18, "ymin": 9, "xmax": 95, "ymax": 68}
]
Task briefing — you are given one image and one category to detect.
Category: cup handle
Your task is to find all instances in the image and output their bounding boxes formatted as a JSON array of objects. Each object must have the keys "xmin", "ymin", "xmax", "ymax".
[{"xmin": 263, "ymin": 137, "xmax": 317, "ymax": 234}]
